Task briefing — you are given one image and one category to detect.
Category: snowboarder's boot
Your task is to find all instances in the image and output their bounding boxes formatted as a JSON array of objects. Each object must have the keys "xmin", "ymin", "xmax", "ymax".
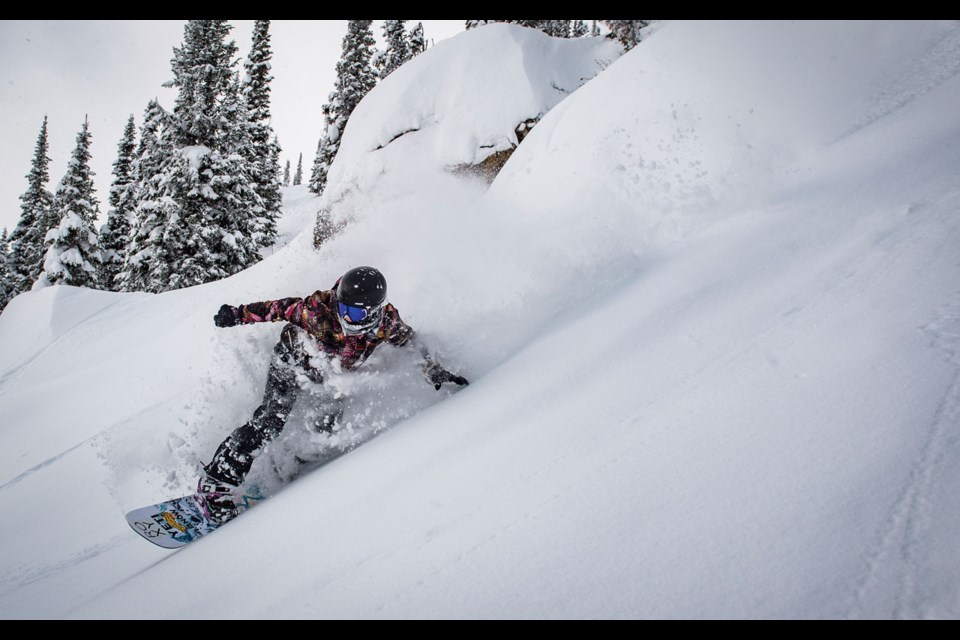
[
  {"xmin": 314, "ymin": 403, "xmax": 344, "ymax": 434},
  {"xmin": 197, "ymin": 473, "xmax": 240, "ymax": 525}
]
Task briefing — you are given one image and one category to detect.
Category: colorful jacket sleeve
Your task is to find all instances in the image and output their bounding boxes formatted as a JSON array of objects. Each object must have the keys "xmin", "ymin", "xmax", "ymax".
[{"xmin": 234, "ymin": 296, "xmax": 312, "ymax": 329}]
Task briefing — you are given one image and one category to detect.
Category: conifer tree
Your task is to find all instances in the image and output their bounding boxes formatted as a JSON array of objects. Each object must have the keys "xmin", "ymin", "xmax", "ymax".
[
  {"xmin": 226, "ymin": 72, "xmax": 269, "ymax": 258},
  {"xmin": 170, "ymin": 20, "xmax": 237, "ymax": 148},
  {"xmin": 264, "ymin": 134, "xmax": 282, "ymax": 237},
  {"xmin": 376, "ymin": 20, "xmax": 428, "ymax": 79},
  {"xmin": 309, "ymin": 125, "xmax": 326, "ymax": 193},
  {"xmin": 540, "ymin": 20, "xmax": 571, "ymax": 38},
  {"xmin": 153, "ymin": 70, "xmax": 262, "ymax": 292},
  {"xmin": 377, "ymin": 20, "xmax": 410, "ymax": 79},
  {"xmin": 283, "ymin": 159, "xmax": 291, "ymax": 186},
  {"xmin": 601, "ymin": 20, "xmax": 652, "ymax": 50},
  {"xmin": 294, "ymin": 153, "xmax": 303, "ymax": 186},
  {"xmin": 37, "ymin": 117, "xmax": 103, "ymax": 289},
  {"xmin": 162, "ymin": 20, "xmax": 241, "ymax": 290},
  {"xmin": 465, "ymin": 20, "xmax": 576, "ymax": 37},
  {"xmin": 0, "ymin": 229, "xmax": 13, "ymax": 313},
  {"xmin": 309, "ymin": 20, "xmax": 377, "ymax": 195},
  {"xmin": 8, "ymin": 116, "xmax": 55, "ymax": 295},
  {"xmin": 409, "ymin": 22, "xmax": 427, "ymax": 55},
  {"xmin": 242, "ymin": 19, "xmax": 282, "ymax": 251},
  {"xmin": 119, "ymin": 100, "xmax": 173, "ymax": 292},
  {"xmin": 147, "ymin": 19, "xmax": 264, "ymax": 291},
  {"xmin": 572, "ymin": 20, "xmax": 589, "ymax": 37},
  {"xmin": 99, "ymin": 114, "xmax": 137, "ymax": 291}
]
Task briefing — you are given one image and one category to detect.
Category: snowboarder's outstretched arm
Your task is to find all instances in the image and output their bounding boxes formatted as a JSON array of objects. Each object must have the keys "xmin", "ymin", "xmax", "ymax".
[
  {"xmin": 381, "ymin": 305, "xmax": 467, "ymax": 390},
  {"xmin": 422, "ymin": 353, "xmax": 470, "ymax": 390},
  {"xmin": 403, "ymin": 333, "xmax": 469, "ymax": 390},
  {"xmin": 213, "ymin": 297, "xmax": 310, "ymax": 328},
  {"xmin": 368, "ymin": 305, "xmax": 466, "ymax": 389}
]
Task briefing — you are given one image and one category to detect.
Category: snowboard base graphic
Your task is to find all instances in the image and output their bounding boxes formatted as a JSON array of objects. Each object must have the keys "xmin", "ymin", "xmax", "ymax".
[{"xmin": 126, "ymin": 489, "xmax": 263, "ymax": 549}]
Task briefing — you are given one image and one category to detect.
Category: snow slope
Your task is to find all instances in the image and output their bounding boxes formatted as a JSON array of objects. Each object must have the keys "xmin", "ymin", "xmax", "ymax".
[{"xmin": 1, "ymin": 21, "xmax": 960, "ymax": 619}]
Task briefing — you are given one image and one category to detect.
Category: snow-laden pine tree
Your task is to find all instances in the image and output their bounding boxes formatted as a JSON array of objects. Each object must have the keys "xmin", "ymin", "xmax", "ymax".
[
  {"xmin": 266, "ymin": 134, "xmax": 282, "ymax": 230},
  {"xmin": 283, "ymin": 159, "xmax": 291, "ymax": 187},
  {"xmin": 409, "ymin": 22, "xmax": 427, "ymax": 55},
  {"xmin": 242, "ymin": 19, "xmax": 282, "ymax": 252},
  {"xmin": 195, "ymin": 74, "xmax": 264, "ymax": 286},
  {"xmin": 377, "ymin": 20, "xmax": 410, "ymax": 79},
  {"xmin": 294, "ymin": 152, "xmax": 303, "ymax": 185},
  {"xmin": 309, "ymin": 130, "xmax": 325, "ymax": 192},
  {"xmin": 99, "ymin": 115, "xmax": 137, "ymax": 291},
  {"xmin": 149, "ymin": 19, "xmax": 264, "ymax": 291},
  {"xmin": 170, "ymin": 20, "xmax": 236, "ymax": 148},
  {"xmin": 309, "ymin": 20, "xmax": 377, "ymax": 196},
  {"xmin": 466, "ymin": 20, "xmax": 575, "ymax": 37},
  {"xmin": 8, "ymin": 116, "xmax": 55, "ymax": 296},
  {"xmin": 0, "ymin": 229, "xmax": 13, "ymax": 313},
  {"xmin": 572, "ymin": 20, "xmax": 589, "ymax": 38},
  {"xmin": 602, "ymin": 20, "xmax": 651, "ymax": 49},
  {"xmin": 138, "ymin": 20, "xmax": 240, "ymax": 291},
  {"xmin": 119, "ymin": 100, "xmax": 174, "ymax": 292},
  {"xmin": 376, "ymin": 20, "xmax": 428, "ymax": 79},
  {"xmin": 37, "ymin": 117, "xmax": 103, "ymax": 289},
  {"xmin": 540, "ymin": 20, "xmax": 571, "ymax": 38}
]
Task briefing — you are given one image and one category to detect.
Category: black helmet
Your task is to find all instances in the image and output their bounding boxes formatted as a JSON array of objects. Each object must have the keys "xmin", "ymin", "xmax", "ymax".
[{"xmin": 335, "ymin": 266, "xmax": 387, "ymax": 334}]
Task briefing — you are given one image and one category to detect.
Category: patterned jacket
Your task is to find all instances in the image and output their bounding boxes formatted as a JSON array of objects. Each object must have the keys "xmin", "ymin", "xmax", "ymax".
[{"xmin": 230, "ymin": 283, "xmax": 414, "ymax": 371}]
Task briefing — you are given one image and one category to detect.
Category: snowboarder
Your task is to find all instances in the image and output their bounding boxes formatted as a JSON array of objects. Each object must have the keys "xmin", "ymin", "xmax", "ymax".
[{"xmin": 198, "ymin": 266, "xmax": 468, "ymax": 522}]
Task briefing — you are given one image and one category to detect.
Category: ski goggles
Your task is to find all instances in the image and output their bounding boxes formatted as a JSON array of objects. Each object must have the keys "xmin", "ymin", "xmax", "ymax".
[{"xmin": 338, "ymin": 302, "xmax": 373, "ymax": 324}]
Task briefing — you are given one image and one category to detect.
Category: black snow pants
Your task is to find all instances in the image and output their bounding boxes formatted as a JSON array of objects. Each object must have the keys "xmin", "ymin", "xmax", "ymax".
[{"xmin": 204, "ymin": 324, "xmax": 330, "ymax": 485}]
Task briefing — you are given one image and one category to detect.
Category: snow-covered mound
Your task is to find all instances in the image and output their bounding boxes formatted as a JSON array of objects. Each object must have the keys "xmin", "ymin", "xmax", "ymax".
[
  {"xmin": 319, "ymin": 24, "xmax": 622, "ymax": 212},
  {"xmin": 494, "ymin": 20, "xmax": 960, "ymax": 241},
  {"xmin": 2, "ymin": 21, "xmax": 960, "ymax": 619}
]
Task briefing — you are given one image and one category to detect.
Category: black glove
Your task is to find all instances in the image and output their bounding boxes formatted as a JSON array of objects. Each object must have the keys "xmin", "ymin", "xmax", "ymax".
[
  {"xmin": 424, "ymin": 362, "xmax": 469, "ymax": 390},
  {"xmin": 214, "ymin": 304, "xmax": 239, "ymax": 328}
]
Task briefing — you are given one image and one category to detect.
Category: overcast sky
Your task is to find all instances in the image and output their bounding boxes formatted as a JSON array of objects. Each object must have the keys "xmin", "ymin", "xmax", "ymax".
[{"xmin": 0, "ymin": 20, "xmax": 464, "ymax": 234}]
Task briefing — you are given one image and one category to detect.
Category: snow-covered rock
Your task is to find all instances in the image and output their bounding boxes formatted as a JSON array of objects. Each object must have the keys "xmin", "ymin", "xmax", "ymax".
[{"xmin": 319, "ymin": 23, "xmax": 622, "ymax": 213}]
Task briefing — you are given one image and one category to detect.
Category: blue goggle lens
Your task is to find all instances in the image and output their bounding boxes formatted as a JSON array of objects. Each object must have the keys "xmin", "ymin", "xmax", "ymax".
[{"xmin": 338, "ymin": 302, "xmax": 369, "ymax": 323}]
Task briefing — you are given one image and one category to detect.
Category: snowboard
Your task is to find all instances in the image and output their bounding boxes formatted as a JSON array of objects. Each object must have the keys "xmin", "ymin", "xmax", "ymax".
[
  {"xmin": 126, "ymin": 427, "xmax": 363, "ymax": 548},
  {"xmin": 126, "ymin": 488, "xmax": 264, "ymax": 549}
]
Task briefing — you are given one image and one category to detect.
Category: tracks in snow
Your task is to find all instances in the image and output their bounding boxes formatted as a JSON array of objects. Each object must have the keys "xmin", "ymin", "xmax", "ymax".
[{"xmin": 843, "ymin": 303, "xmax": 960, "ymax": 618}]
